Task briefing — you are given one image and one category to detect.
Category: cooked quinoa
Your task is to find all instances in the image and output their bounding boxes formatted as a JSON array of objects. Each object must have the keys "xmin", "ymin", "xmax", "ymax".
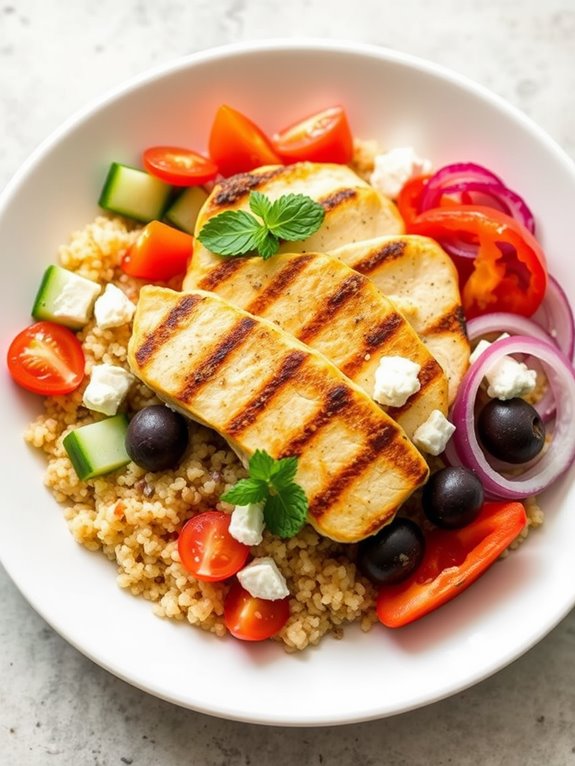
[{"xmin": 24, "ymin": 215, "xmax": 380, "ymax": 651}]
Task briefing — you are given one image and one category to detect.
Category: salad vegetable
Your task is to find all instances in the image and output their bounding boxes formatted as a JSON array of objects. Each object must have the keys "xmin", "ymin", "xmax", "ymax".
[
  {"xmin": 121, "ymin": 220, "xmax": 193, "ymax": 281},
  {"xmin": 224, "ymin": 580, "xmax": 290, "ymax": 641},
  {"xmin": 7, "ymin": 321, "xmax": 85, "ymax": 395},
  {"xmin": 376, "ymin": 501, "xmax": 528, "ymax": 628},
  {"xmin": 177, "ymin": 511, "xmax": 250, "ymax": 582},
  {"xmin": 142, "ymin": 146, "xmax": 218, "ymax": 186},
  {"xmin": 208, "ymin": 104, "xmax": 281, "ymax": 176},
  {"xmin": 272, "ymin": 105, "xmax": 353, "ymax": 164}
]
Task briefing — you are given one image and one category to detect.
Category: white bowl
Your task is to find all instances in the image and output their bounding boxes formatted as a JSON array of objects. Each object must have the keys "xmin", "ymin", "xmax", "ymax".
[{"xmin": 1, "ymin": 40, "xmax": 574, "ymax": 726}]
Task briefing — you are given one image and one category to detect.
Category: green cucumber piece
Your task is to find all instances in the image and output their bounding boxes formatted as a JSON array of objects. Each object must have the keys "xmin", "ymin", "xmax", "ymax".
[
  {"xmin": 164, "ymin": 186, "xmax": 208, "ymax": 234},
  {"xmin": 63, "ymin": 414, "xmax": 130, "ymax": 480},
  {"xmin": 32, "ymin": 265, "xmax": 101, "ymax": 329},
  {"xmin": 98, "ymin": 162, "xmax": 172, "ymax": 223}
]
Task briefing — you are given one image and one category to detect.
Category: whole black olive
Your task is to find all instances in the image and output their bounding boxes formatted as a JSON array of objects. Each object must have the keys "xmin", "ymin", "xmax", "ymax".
[
  {"xmin": 422, "ymin": 467, "xmax": 484, "ymax": 529},
  {"xmin": 126, "ymin": 405, "xmax": 189, "ymax": 471},
  {"xmin": 357, "ymin": 518, "xmax": 425, "ymax": 586},
  {"xmin": 477, "ymin": 397, "xmax": 545, "ymax": 464}
]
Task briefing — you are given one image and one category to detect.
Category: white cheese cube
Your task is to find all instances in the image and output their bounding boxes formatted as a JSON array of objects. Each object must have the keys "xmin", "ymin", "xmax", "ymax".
[
  {"xmin": 413, "ymin": 409, "xmax": 456, "ymax": 456},
  {"xmin": 469, "ymin": 334, "xmax": 536, "ymax": 400},
  {"xmin": 370, "ymin": 147, "xmax": 432, "ymax": 199},
  {"xmin": 52, "ymin": 274, "xmax": 101, "ymax": 326},
  {"xmin": 486, "ymin": 358, "xmax": 537, "ymax": 400},
  {"xmin": 94, "ymin": 284, "xmax": 136, "ymax": 329},
  {"xmin": 236, "ymin": 557, "xmax": 290, "ymax": 601},
  {"xmin": 373, "ymin": 356, "xmax": 421, "ymax": 408},
  {"xmin": 229, "ymin": 502, "xmax": 265, "ymax": 546},
  {"xmin": 82, "ymin": 364, "xmax": 134, "ymax": 416}
]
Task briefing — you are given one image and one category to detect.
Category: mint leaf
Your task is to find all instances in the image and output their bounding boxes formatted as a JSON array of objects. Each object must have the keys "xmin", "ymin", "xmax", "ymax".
[
  {"xmin": 269, "ymin": 455, "xmax": 298, "ymax": 489},
  {"xmin": 221, "ymin": 478, "xmax": 269, "ymax": 505},
  {"xmin": 266, "ymin": 194, "xmax": 325, "ymax": 241},
  {"xmin": 249, "ymin": 190, "xmax": 273, "ymax": 220},
  {"xmin": 197, "ymin": 210, "xmax": 263, "ymax": 257},
  {"xmin": 220, "ymin": 449, "xmax": 308, "ymax": 538},
  {"xmin": 248, "ymin": 449, "xmax": 275, "ymax": 481},
  {"xmin": 255, "ymin": 228, "xmax": 279, "ymax": 260},
  {"xmin": 264, "ymin": 484, "xmax": 308, "ymax": 538},
  {"xmin": 197, "ymin": 192, "xmax": 325, "ymax": 260}
]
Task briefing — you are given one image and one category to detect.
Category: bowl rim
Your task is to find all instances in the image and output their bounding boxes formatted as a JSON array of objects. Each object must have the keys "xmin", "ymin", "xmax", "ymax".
[{"xmin": 1, "ymin": 38, "xmax": 575, "ymax": 726}]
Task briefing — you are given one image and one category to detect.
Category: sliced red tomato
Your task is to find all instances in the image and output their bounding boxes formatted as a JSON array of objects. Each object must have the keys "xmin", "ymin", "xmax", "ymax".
[
  {"xmin": 408, "ymin": 206, "xmax": 548, "ymax": 318},
  {"xmin": 396, "ymin": 174, "xmax": 432, "ymax": 226},
  {"xmin": 122, "ymin": 221, "xmax": 193, "ymax": 281},
  {"xmin": 142, "ymin": 146, "xmax": 218, "ymax": 186},
  {"xmin": 272, "ymin": 105, "xmax": 354, "ymax": 164},
  {"xmin": 224, "ymin": 581, "xmax": 290, "ymax": 641},
  {"xmin": 177, "ymin": 511, "xmax": 250, "ymax": 582},
  {"xmin": 7, "ymin": 321, "xmax": 85, "ymax": 396},
  {"xmin": 376, "ymin": 501, "xmax": 527, "ymax": 628},
  {"xmin": 208, "ymin": 104, "xmax": 281, "ymax": 177}
]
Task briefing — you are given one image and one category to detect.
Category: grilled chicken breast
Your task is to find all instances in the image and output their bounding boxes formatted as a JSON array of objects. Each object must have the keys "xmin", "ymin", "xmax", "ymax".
[
  {"xmin": 184, "ymin": 162, "xmax": 403, "ymax": 290},
  {"xmin": 327, "ymin": 236, "xmax": 470, "ymax": 402},
  {"xmin": 128, "ymin": 287, "xmax": 429, "ymax": 543},
  {"xmin": 184, "ymin": 249, "xmax": 448, "ymax": 439}
]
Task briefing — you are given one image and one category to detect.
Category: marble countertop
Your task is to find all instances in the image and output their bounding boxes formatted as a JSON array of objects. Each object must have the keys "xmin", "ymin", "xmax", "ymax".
[{"xmin": 1, "ymin": 1, "xmax": 575, "ymax": 763}]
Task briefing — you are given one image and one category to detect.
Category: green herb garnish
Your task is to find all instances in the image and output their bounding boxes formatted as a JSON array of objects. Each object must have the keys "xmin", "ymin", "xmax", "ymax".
[
  {"xmin": 197, "ymin": 191, "xmax": 325, "ymax": 260},
  {"xmin": 222, "ymin": 449, "xmax": 308, "ymax": 538}
]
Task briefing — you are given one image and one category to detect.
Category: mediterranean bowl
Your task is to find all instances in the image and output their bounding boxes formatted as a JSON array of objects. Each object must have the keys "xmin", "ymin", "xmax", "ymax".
[{"xmin": 1, "ymin": 40, "xmax": 574, "ymax": 726}]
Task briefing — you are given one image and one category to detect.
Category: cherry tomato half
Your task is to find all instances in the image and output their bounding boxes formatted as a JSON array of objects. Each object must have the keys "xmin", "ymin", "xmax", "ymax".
[
  {"xmin": 7, "ymin": 321, "xmax": 85, "ymax": 396},
  {"xmin": 224, "ymin": 581, "xmax": 290, "ymax": 641},
  {"xmin": 208, "ymin": 104, "xmax": 281, "ymax": 177},
  {"xmin": 143, "ymin": 146, "xmax": 218, "ymax": 186},
  {"xmin": 177, "ymin": 511, "xmax": 250, "ymax": 582},
  {"xmin": 121, "ymin": 221, "xmax": 193, "ymax": 282},
  {"xmin": 272, "ymin": 105, "xmax": 354, "ymax": 164}
]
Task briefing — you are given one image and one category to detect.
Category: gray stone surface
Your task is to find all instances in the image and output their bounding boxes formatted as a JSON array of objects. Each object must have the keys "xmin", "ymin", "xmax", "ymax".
[{"xmin": 1, "ymin": 1, "xmax": 574, "ymax": 763}]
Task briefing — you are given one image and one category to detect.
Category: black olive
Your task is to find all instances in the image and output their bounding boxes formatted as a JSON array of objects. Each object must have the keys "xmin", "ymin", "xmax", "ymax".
[
  {"xmin": 126, "ymin": 405, "xmax": 189, "ymax": 471},
  {"xmin": 357, "ymin": 518, "xmax": 425, "ymax": 586},
  {"xmin": 422, "ymin": 467, "xmax": 484, "ymax": 529},
  {"xmin": 477, "ymin": 397, "xmax": 545, "ymax": 464}
]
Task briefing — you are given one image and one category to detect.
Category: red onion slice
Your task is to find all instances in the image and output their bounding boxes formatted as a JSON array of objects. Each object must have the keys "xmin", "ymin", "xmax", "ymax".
[
  {"xmin": 466, "ymin": 312, "xmax": 553, "ymax": 345},
  {"xmin": 466, "ymin": 313, "xmax": 558, "ymax": 421},
  {"xmin": 430, "ymin": 181, "xmax": 535, "ymax": 234},
  {"xmin": 420, "ymin": 162, "xmax": 502, "ymax": 210},
  {"xmin": 450, "ymin": 336, "xmax": 575, "ymax": 499},
  {"xmin": 531, "ymin": 275, "xmax": 575, "ymax": 361}
]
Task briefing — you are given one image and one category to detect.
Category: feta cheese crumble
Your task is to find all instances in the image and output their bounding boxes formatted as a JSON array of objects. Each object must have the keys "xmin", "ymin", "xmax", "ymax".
[
  {"xmin": 373, "ymin": 356, "xmax": 421, "ymax": 408},
  {"xmin": 236, "ymin": 557, "xmax": 290, "ymax": 601},
  {"xmin": 413, "ymin": 409, "xmax": 456, "ymax": 456},
  {"xmin": 229, "ymin": 502, "xmax": 265, "ymax": 546},
  {"xmin": 94, "ymin": 284, "xmax": 136, "ymax": 329},
  {"xmin": 370, "ymin": 147, "xmax": 432, "ymax": 199},
  {"xmin": 52, "ymin": 274, "xmax": 101, "ymax": 326},
  {"xmin": 470, "ymin": 335, "xmax": 537, "ymax": 400},
  {"xmin": 82, "ymin": 364, "xmax": 134, "ymax": 416}
]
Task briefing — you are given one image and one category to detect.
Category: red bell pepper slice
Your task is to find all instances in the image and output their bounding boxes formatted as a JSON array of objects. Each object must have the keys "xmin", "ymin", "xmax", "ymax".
[
  {"xmin": 397, "ymin": 174, "xmax": 432, "ymax": 227},
  {"xmin": 121, "ymin": 221, "xmax": 193, "ymax": 281},
  {"xmin": 407, "ymin": 206, "xmax": 547, "ymax": 319},
  {"xmin": 376, "ymin": 501, "xmax": 527, "ymax": 628}
]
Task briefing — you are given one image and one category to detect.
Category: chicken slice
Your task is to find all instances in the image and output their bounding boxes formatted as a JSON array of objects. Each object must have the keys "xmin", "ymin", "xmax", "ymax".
[
  {"xmin": 327, "ymin": 235, "xmax": 470, "ymax": 402},
  {"xmin": 184, "ymin": 249, "xmax": 448, "ymax": 439},
  {"xmin": 128, "ymin": 287, "xmax": 429, "ymax": 543}
]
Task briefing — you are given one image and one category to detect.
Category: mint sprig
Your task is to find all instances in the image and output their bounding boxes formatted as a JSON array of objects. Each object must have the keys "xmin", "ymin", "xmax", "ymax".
[
  {"xmin": 221, "ymin": 449, "xmax": 308, "ymax": 538},
  {"xmin": 197, "ymin": 191, "xmax": 325, "ymax": 260}
]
